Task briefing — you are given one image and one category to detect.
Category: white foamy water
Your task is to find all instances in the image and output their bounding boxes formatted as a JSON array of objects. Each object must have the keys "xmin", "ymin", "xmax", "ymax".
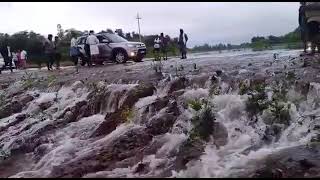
[{"xmin": 1, "ymin": 66, "xmax": 319, "ymax": 178}]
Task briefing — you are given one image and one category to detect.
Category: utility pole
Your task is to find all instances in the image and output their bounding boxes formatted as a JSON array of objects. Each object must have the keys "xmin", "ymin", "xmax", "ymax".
[{"xmin": 136, "ymin": 13, "xmax": 142, "ymax": 42}]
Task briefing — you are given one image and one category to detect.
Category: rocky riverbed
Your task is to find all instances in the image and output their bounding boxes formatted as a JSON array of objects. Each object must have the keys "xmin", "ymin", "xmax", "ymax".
[{"xmin": 0, "ymin": 49, "xmax": 320, "ymax": 178}]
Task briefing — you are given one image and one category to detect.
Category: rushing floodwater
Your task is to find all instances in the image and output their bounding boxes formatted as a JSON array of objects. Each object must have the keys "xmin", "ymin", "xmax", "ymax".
[{"xmin": 0, "ymin": 49, "xmax": 318, "ymax": 177}]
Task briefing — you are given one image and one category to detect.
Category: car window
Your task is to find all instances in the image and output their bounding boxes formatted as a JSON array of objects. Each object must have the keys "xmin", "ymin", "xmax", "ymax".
[
  {"xmin": 96, "ymin": 35, "xmax": 104, "ymax": 43},
  {"xmin": 105, "ymin": 34, "xmax": 128, "ymax": 43},
  {"xmin": 77, "ymin": 37, "xmax": 86, "ymax": 45},
  {"xmin": 97, "ymin": 35, "xmax": 110, "ymax": 43}
]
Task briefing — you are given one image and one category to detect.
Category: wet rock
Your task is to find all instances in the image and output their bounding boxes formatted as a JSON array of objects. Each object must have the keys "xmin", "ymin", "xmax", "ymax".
[
  {"xmin": 252, "ymin": 168, "xmax": 285, "ymax": 178},
  {"xmin": 212, "ymin": 122, "xmax": 228, "ymax": 147},
  {"xmin": 91, "ymin": 84, "xmax": 155, "ymax": 137},
  {"xmin": 313, "ymin": 125, "xmax": 320, "ymax": 130},
  {"xmin": 142, "ymin": 136, "xmax": 168, "ymax": 155},
  {"xmin": 304, "ymin": 167, "xmax": 320, "ymax": 177},
  {"xmin": 171, "ymin": 89, "xmax": 185, "ymax": 98},
  {"xmin": 50, "ymin": 127, "xmax": 153, "ymax": 178},
  {"xmin": 39, "ymin": 101, "xmax": 53, "ymax": 111},
  {"xmin": 250, "ymin": 143, "xmax": 320, "ymax": 178},
  {"xmin": 174, "ymin": 138, "xmax": 205, "ymax": 171},
  {"xmin": 210, "ymin": 75, "xmax": 218, "ymax": 84},
  {"xmin": 144, "ymin": 99, "xmax": 179, "ymax": 136},
  {"xmin": 17, "ymin": 94, "xmax": 35, "ymax": 105},
  {"xmin": 295, "ymin": 81, "xmax": 310, "ymax": 95},
  {"xmin": 10, "ymin": 134, "xmax": 51, "ymax": 154},
  {"xmin": 167, "ymin": 100, "xmax": 179, "ymax": 116},
  {"xmin": 134, "ymin": 162, "xmax": 148, "ymax": 174},
  {"xmin": 0, "ymin": 101, "xmax": 23, "ymax": 119},
  {"xmin": 146, "ymin": 113, "xmax": 177, "ymax": 136},
  {"xmin": 150, "ymin": 96, "xmax": 170, "ymax": 112},
  {"xmin": 216, "ymin": 70, "xmax": 223, "ymax": 76},
  {"xmin": 189, "ymin": 74, "xmax": 210, "ymax": 88},
  {"xmin": 112, "ymin": 156, "xmax": 143, "ymax": 170},
  {"xmin": 14, "ymin": 114, "xmax": 26, "ymax": 123},
  {"xmin": 126, "ymin": 83, "xmax": 156, "ymax": 105},
  {"xmin": 311, "ymin": 134, "xmax": 320, "ymax": 142},
  {"xmin": 167, "ymin": 77, "xmax": 189, "ymax": 94},
  {"xmin": 139, "ymin": 96, "xmax": 170, "ymax": 124},
  {"xmin": 262, "ymin": 124, "xmax": 283, "ymax": 144},
  {"xmin": 90, "ymin": 111, "xmax": 124, "ymax": 137},
  {"xmin": 58, "ymin": 100, "xmax": 89, "ymax": 124},
  {"xmin": 0, "ymin": 83, "xmax": 9, "ymax": 89},
  {"xmin": 33, "ymin": 144, "xmax": 51, "ymax": 162},
  {"xmin": 71, "ymin": 81, "xmax": 84, "ymax": 91}
]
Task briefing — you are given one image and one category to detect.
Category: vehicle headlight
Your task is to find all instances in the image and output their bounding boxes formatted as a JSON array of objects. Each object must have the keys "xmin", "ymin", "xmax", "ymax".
[{"xmin": 307, "ymin": 42, "xmax": 312, "ymax": 52}]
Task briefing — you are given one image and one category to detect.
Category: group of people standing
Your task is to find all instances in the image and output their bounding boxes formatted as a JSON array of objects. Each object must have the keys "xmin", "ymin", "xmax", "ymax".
[
  {"xmin": 43, "ymin": 34, "xmax": 61, "ymax": 71},
  {"xmin": 12, "ymin": 50, "xmax": 28, "ymax": 69},
  {"xmin": 0, "ymin": 41, "xmax": 28, "ymax": 73},
  {"xmin": 42, "ymin": 30, "xmax": 100, "ymax": 72},
  {"xmin": 153, "ymin": 28, "xmax": 188, "ymax": 61}
]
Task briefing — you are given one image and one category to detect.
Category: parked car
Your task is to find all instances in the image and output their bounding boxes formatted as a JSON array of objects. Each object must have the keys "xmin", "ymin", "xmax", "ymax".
[{"xmin": 76, "ymin": 33, "xmax": 147, "ymax": 64}]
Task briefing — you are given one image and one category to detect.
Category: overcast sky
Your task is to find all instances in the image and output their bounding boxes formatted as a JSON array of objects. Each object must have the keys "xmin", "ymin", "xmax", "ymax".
[{"xmin": 0, "ymin": 2, "xmax": 300, "ymax": 47}]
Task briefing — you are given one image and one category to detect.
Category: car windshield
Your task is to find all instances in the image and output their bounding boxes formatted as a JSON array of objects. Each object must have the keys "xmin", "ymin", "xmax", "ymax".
[{"xmin": 106, "ymin": 34, "xmax": 128, "ymax": 43}]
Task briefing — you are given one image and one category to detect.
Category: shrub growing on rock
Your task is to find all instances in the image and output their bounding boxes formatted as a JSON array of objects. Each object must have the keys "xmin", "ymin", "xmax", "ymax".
[
  {"xmin": 187, "ymin": 99, "xmax": 203, "ymax": 112},
  {"xmin": 190, "ymin": 105, "xmax": 215, "ymax": 142}
]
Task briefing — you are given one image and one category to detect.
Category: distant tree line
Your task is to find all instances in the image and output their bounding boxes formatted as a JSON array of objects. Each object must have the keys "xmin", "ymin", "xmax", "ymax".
[
  {"xmin": 192, "ymin": 43, "xmax": 251, "ymax": 52},
  {"xmin": 250, "ymin": 27, "xmax": 301, "ymax": 51},
  {"xmin": 191, "ymin": 27, "xmax": 302, "ymax": 52}
]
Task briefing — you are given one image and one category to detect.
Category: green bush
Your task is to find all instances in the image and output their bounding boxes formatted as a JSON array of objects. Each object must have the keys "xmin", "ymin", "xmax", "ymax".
[
  {"xmin": 190, "ymin": 105, "xmax": 215, "ymax": 142},
  {"xmin": 187, "ymin": 99, "xmax": 203, "ymax": 112}
]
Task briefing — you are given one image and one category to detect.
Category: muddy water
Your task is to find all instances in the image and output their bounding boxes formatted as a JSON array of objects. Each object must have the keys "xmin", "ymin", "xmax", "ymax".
[{"xmin": 0, "ymin": 49, "xmax": 320, "ymax": 178}]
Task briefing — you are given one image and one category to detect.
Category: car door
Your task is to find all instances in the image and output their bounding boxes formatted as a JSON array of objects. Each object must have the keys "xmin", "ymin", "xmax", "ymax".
[
  {"xmin": 96, "ymin": 35, "xmax": 112, "ymax": 59},
  {"xmin": 77, "ymin": 37, "xmax": 86, "ymax": 55}
]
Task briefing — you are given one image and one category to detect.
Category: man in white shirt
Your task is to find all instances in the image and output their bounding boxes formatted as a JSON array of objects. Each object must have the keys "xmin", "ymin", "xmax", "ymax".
[
  {"xmin": 20, "ymin": 50, "xmax": 27, "ymax": 69},
  {"xmin": 153, "ymin": 35, "xmax": 161, "ymax": 61},
  {"xmin": 85, "ymin": 30, "xmax": 99, "ymax": 66}
]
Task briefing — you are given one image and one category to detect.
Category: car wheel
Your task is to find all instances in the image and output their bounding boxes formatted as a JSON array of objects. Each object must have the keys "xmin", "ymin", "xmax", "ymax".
[{"xmin": 114, "ymin": 50, "xmax": 128, "ymax": 64}]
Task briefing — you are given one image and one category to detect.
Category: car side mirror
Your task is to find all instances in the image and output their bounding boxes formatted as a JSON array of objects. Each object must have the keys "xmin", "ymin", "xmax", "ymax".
[{"xmin": 102, "ymin": 39, "xmax": 110, "ymax": 43}]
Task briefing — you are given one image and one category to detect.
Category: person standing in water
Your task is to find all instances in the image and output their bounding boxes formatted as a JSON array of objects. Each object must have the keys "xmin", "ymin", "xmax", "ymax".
[
  {"xmin": 12, "ymin": 52, "xmax": 18, "ymax": 69},
  {"xmin": 160, "ymin": 33, "xmax": 168, "ymax": 60},
  {"xmin": 43, "ymin": 34, "xmax": 55, "ymax": 71},
  {"xmin": 20, "ymin": 49, "xmax": 27, "ymax": 69},
  {"xmin": 153, "ymin": 34, "xmax": 161, "ymax": 61},
  {"xmin": 54, "ymin": 36, "xmax": 62, "ymax": 70},
  {"xmin": 70, "ymin": 33, "xmax": 80, "ymax": 72},
  {"xmin": 85, "ymin": 30, "xmax": 99, "ymax": 66},
  {"xmin": 178, "ymin": 29, "xmax": 188, "ymax": 59},
  {"xmin": 299, "ymin": 2, "xmax": 308, "ymax": 53}
]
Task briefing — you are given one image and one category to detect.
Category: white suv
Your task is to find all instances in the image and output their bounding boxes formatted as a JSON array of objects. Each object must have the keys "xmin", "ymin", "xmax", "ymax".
[{"xmin": 76, "ymin": 33, "xmax": 147, "ymax": 64}]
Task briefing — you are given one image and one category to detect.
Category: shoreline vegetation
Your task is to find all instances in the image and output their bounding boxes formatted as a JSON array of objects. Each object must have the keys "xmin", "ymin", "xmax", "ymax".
[{"xmin": 0, "ymin": 26, "xmax": 302, "ymax": 66}]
